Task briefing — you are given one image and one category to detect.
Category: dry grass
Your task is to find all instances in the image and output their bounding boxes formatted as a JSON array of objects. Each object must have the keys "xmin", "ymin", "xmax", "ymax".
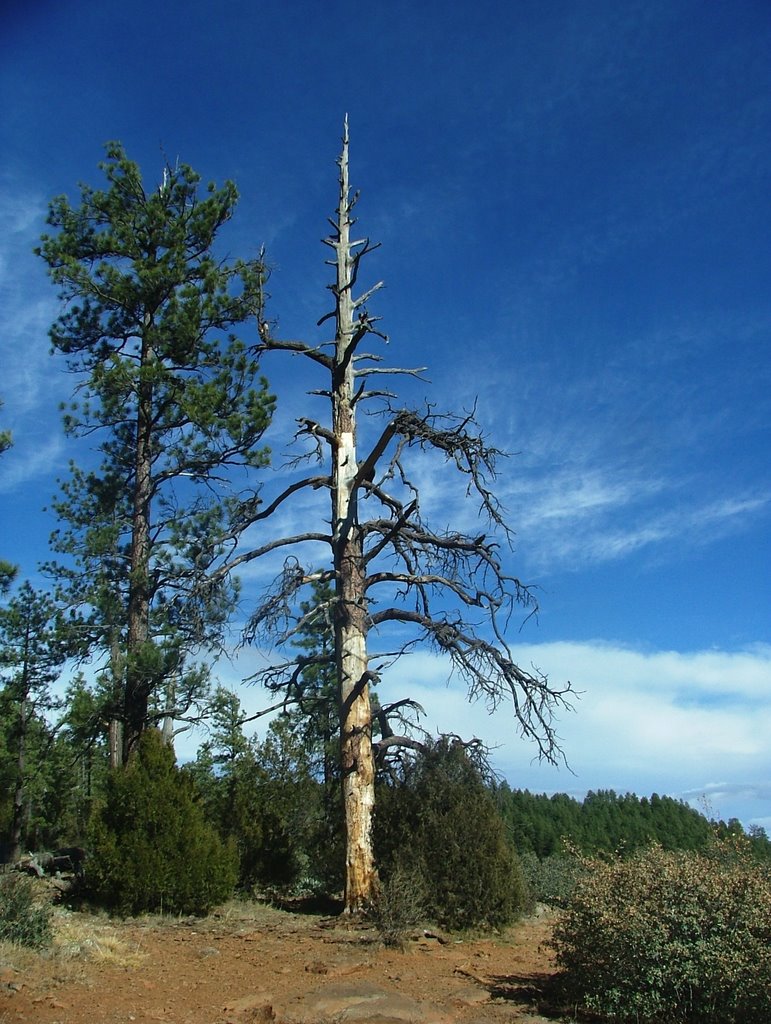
[
  {"xmin": 52, "ymin": 909, "xmax": 146, "ymax": 966},
  {"xmin": 0, "ymin": 897, "xmax": 303, "ymax": 985},
  {"xmin": 0, "ymin": 906, "xmax": 146, "ymax": 978}
]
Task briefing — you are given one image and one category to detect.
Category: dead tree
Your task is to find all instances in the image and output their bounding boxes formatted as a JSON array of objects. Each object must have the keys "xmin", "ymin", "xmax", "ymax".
[{"xmin": 228, "ymin": 120, "xmax": 573, "ymax": 913}]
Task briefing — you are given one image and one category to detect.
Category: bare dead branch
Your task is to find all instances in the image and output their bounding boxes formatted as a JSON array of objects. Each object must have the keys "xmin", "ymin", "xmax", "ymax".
[
  {"xmin": 370, "ymin": 606, "xmax": 573, "ymax": 766},
  {"xmin": 254, "ymin": 336, "xmax": 334, "ymax": 369},
  {"xmin": 242, "ymin": 559, "xmax": 334, "ymax": 648},
  {"xmin": 352, "ymin": 365, "xmax": 429, "ymax": 378},
  {"xmin": 240, "ymin": 474, "xmax": 329, "ymax": 526},
  {"xmin": 384, "ymin": 405, "xmax": 512, "ymax": 534},
  {"xmin": 361, "ymin": 500, "xmax": 419, "ymax": 564},
  {"xmin": 219, "ymin": 531, "xmax": 331, "ymax": 580},
  {"xmin": 374, "ymin": 733, "xmax": 427, "ymax": 755},
  {"xmin": 352, "ymin": 281, "xmax": 384, "ymax": 308},
  {"xmin": 365, "ymin": 570, "xmax": 492, "ymax": 608},
  {"xmin": 296, "ymin": 418, "xmax": 337, "ymax": 448}
]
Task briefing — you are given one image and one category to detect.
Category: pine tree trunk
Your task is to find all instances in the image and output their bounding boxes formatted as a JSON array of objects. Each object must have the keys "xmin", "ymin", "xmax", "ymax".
[
  {"xmin": 108, "ymin": 719, "xmax": 123, "ymax": 770},
  {"xmin": 123, "ymin": 319, "xmax": 155, "ymax": 762},
  {"xmin": 108, "ymin": 635, "xmax": 124, "ymax": 768},
  {"xmin": 10, "ymin": 620, "xmax": 31, "ymax": 863}
]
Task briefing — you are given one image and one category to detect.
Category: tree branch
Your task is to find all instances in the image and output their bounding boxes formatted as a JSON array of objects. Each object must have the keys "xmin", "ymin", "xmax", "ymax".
[{"xmin": 370, "ymin": 606, "xmax": 574, "ymax": 766}]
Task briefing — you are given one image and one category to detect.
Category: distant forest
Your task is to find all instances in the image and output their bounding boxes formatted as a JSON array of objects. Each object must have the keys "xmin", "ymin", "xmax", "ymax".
[{"xmin": 495, "ymin": 783, "xmax": 771, "ymax": 860}]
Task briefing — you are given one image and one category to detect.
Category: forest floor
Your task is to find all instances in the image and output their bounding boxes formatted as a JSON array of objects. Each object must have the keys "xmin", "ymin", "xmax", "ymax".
[{"xmin": 0, "ymin": 897, "xmax": 569, "ymax": 1024}]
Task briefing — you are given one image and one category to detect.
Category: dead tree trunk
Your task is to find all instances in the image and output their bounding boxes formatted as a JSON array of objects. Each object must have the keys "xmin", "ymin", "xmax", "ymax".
[
  {"xmin": 331, "ymin": 122, "xmax": 377, "ymax": 912},
  {"xmin": 234, "ymin": 119, "xmax": 573, "ymax": 917}
]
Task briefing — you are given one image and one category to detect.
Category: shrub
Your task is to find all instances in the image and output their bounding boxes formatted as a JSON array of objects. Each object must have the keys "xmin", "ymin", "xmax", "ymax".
[
  {"xmin": 550, "ymin": 840, "xmax": 771, "ymax": 1023},
  {"xmin": 374, "ymin": 739, "xmax": 526, "ymax": 931},
  {"xmin": 85, "ymin": 730, "xmax": 238, "ymax": 916},
  {"xmin": 368, "ymin": 860, "xmax": 427, "ymax": 949},
  {"xmin": 186, "ymin": 718, "xmax": 343, "ymax": 895},
  {"xmin": 0, "ymin": 873, "xmax": 53, "ymax": 948},
  {"xmin": 519, "ymin": 848, "xmax": 585, "ymax": 908}
]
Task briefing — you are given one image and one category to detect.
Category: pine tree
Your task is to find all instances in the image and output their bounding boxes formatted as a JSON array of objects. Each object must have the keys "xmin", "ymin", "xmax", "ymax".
[
  {"xmin": 37, "ymin": 144, "xmax": 275, "ymax": 762},
  {"xmin": 0, "ymin": 582, "xmax": 68, "ymax": 860},
  {"xmin": 375, "ymin": 739, "xmax": 526, "ymax": 929},
  {"xmin": 86, "ymin": 729, "xmax": 237, "ymax": 915}
]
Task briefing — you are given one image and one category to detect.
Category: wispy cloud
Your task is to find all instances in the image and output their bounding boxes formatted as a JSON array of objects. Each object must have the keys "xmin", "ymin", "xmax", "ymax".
[
  {"xmin": 0, "ymin": 436, "xmax": 65, "ymax": 494},
  {"xmin": 0, "ymin": 183, "xmax": 73, "ymax": 496},
  {"xmin": 516, "ymin": 480, "xmax": 770, "ymax": 570},
  {"xmin": 412, "ymin": 297, "xmax": 771, "ymax": 577}
]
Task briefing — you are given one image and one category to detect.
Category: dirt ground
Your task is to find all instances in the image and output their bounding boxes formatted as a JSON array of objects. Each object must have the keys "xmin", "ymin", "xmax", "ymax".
[{"xmin": 0, "ymin": 900, "xmax": 563, "ymax": 1024}]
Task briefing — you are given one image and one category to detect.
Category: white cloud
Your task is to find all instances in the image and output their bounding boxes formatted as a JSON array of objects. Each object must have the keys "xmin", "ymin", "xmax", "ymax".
[
  {"xmin": 516, "ymin": 484, "xmax": 770, "ymax": 570},
  {"xmin": 0, "ymin": 182, "xmax": 67, "ymax": 476},
  {"xmin": 0, "ymin": 436, "xmax": 65, "ymax": 493},
  {"xmin": 85, "ymin": 623, "xmax": 771, "ymax": 831},
  {"xmin": 375, "ymin": 639, "xmax": 771, "ymax": 827}
]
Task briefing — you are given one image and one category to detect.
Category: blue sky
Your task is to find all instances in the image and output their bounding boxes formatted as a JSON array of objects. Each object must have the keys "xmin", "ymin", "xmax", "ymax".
[{"xmin": 1, "ymin": 1, "xmax": 770, "ymax": 826}]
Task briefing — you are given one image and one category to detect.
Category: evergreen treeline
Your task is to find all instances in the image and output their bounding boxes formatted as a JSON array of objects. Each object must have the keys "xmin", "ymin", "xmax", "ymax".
[{"xmin": 494, "ymin": 784, "xmax": 763, "ymax": 858}]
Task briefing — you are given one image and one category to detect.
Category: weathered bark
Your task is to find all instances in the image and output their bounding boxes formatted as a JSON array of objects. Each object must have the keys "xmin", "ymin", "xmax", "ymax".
[
  {"xmin": 160, "ymin": 677, "xmax": 176, "ymax": 747},
  {"xmin": 108, "ymin": 633, "xmax": 124, "ymax": 769},
  {"xmin": 332, "ymin": 122, "xmax": 378, "ymax": 912},
  {"xmin": 123, "ymin": 317, "xmax": 155, "ymax": 763},
  {"xmin": 10, "ymin": 616, "xmax": 33, "ymax": 863}
]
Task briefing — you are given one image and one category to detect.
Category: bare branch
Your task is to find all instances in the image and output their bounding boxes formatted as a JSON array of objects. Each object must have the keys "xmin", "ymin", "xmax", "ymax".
[
  {"xmin": 242, "ymin": 558, "xmax": 332, "ymax": 647},
  {"xmin": 254, "ymin": 336, "xmax": 333, "ymax": 369},
  {"xmin": 244, "ymin": 474, "xmax": 329, "ymax": 524},
  {"xmin": 371, "ymin": 606, "xmax": 574, "ymax": 766},
  {"xmin": 218, "ymin": 531, "xmax": 331, "ymax": 580},
  {"xmin": 236, "ymin": 695, "xmax": 299, "ymax": 725},
  {"xmin": 365, "ymin": 570, "xmax": 491, "ymax": 607},
  {"xmin": 296, "ymin": 418, "xmax": 336, "ymax": 449},
  {"xmin": 362, "ymin": 500, "xmax": 419, "ymax": 564},
  {"xmin": 352, "ymin": 281, "xmax": 384, "ymax": 309},
  {"xmin": 387, "ymin": 405, "xmax": 512, "ymax": 533},
  {"xmin": 353, "ymin": 365, "xmax": 429, "ymax": 379}
]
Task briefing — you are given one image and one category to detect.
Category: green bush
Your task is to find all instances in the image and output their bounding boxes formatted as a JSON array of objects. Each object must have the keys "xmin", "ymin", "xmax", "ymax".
[
  {"xmin": 374, "ymin": 739, "xmax": 526, "ymax": 931},
  {"xmin": 550, "ymin": 840, "xmax": 771, "ymax": 1023},
  {"xmin": 0, "ymin": 873, "xmax": 53, "ymax": 948},
  {"xmin": 85, "ymin": 730, "xmax": 237, "ymax": 916},
  {"xmin": 518, "ymin": 848, "xmax": 585, "ymax": 908}
]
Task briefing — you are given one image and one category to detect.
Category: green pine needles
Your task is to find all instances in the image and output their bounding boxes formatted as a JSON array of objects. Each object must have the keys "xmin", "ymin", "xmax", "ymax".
[
  {"xmin": 37, "ymin": 143, "xmax": 275, "ymax": 762},
  {"xmin": 85, "ymin": 730, "xmax": 237, "ymax": 916},
  {"xmin": 375, "ymin": 739, "xmax": 526, "ymax": 931}
]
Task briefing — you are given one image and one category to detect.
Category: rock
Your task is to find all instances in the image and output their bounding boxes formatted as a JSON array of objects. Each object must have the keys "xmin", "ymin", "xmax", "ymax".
[
  {"xmin": 448, "ymin": 985, "xmax": 489, "ymax": 1007},
  {"xmin": 273, "ymin": 981, "xmax": 450, "ymax": 1024},
  {"xmin": 0, "ymin": 966, "xmax": 18, "ymax": 987},
  {"xmin": 222, "ymin": 993, "xmax": 275, "ymax": 1023},
  {"xmin": 224, "ymin": 993, "xmax": 274, "ymax": 1013}
]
